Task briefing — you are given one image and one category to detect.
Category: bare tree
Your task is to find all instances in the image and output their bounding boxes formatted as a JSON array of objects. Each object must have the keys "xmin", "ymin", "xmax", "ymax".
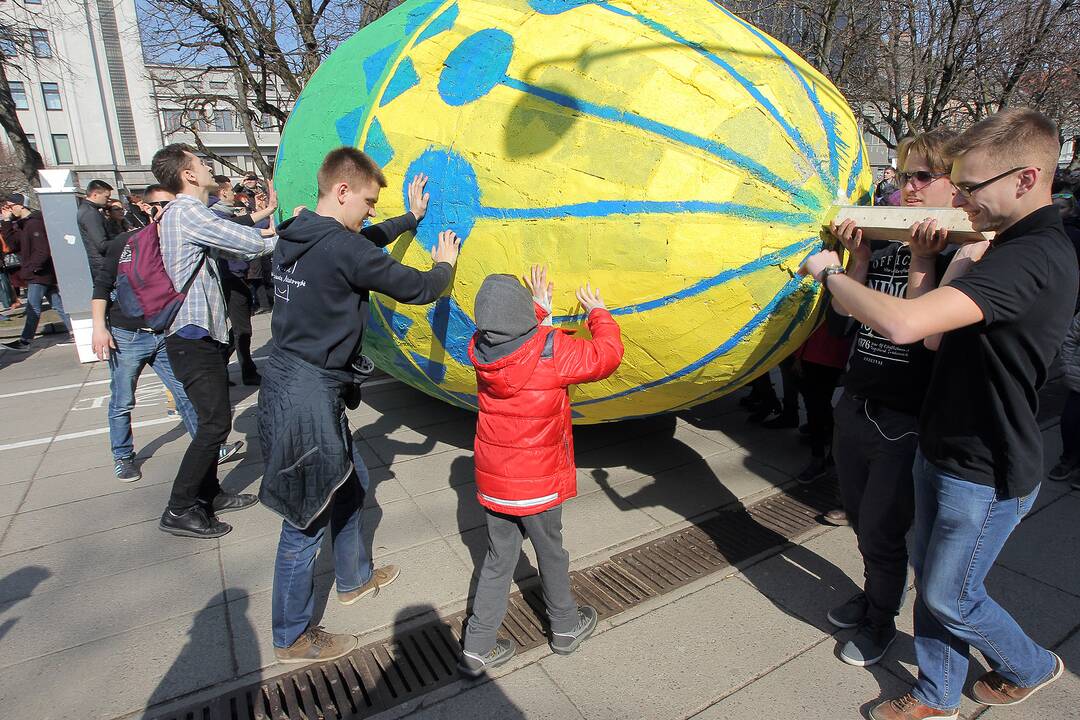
[
  {"xmin": 139, "ymin": 0, "xmax": 401, "ymax": 175},
  {"xmin": 0, "ymin": 11, "xmax": 47, "ymax": 188}
]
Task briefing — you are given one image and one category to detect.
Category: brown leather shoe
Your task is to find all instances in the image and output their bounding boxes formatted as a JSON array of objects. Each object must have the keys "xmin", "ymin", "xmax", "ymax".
[
  {"xmin": 971, "ymin": 652, "xmax": 1064, "ymax": 706},
  {"xmin": 822, "ymin": 508, "xmax": 850, "ymax": 526},
  {"xmin": 274, "ymin": 626, "xmax": 357, "ymax": 664},
  {"xmin": 870, "ymin": 693, "xmax": 958, "ymax": 720},
  {"xmin": 338, "ymin": 565, "xmax": 401, "ymax": 605}
]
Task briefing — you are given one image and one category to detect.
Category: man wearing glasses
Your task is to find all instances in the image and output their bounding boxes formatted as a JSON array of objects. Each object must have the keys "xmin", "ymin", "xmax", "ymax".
[
  {"xmin": 803, "ymin": 108, "xmax": 1073, "ymax": 719},
  {"xmin": 91, "ymin": 185, "xmax": 243, "ymax": 482}
]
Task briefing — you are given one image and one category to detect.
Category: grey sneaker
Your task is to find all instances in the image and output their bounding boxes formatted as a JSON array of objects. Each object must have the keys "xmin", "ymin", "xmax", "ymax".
[
  {"xmin": 114, "ymin": 455, "xmax": 141, "ymax": 482},
  {"xmin": 338, "ymin": 565, "xmax": 400, "ymax": 605},
  {"xmin": 218, "ymin": 440, "xmax": 244, "ymax": 464},
  {"xmin": 458, "ymin": 638, "xmax": 515, "ymax": 678},
  {"xmin": 827, "ymin": 592, "xmax": 868, "ymax": 629},
  {"xmin": 550, "ymin": 605, "xmax": 598, "ymax": 655},
  {"xmin": 3, "ymin": 338, "xmax": 30, "ymax": 352},
  {"xmin": 840, "ymin": 621, "xmax": 897, "ymax": 666},
  {"xmin": 1048, "ymin": 459, "xmax": 1079, "ymax": 482}
]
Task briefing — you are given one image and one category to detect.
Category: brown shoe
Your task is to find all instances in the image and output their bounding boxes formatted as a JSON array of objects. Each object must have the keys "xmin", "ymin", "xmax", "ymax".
[
  {"xmin": 822, "ymin": 509, "xmax": 849, "ymax": 526},
  {"xmin": 274, "ymin": 626, "xmax": 358, "ymax": 664},
  {"xmin": 870, "ymin": 693, "xmax": 958, "ymax": 720},
  {"xmin": 338, "ymin": 565, "xmax": 401, "ymax": 605},
  {"xmin": 971, "ymin": 652, "xmax": 1064, "ymax": 706}
]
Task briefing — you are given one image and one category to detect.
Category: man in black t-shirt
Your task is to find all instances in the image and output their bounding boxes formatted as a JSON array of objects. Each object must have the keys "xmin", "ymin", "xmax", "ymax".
[
  {"xmin": 803, "ymin": 108, "xmax": 1073, "ymax": 720},
  {"xmin": 825, "ymin": 129, "xmax": 969, "ymax": 671}
]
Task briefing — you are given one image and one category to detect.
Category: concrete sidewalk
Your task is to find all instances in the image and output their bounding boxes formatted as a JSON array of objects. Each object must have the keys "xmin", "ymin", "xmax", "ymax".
[{"xmin": 0, "ymin": 314, "xmax": 1077, "ymax": 720}]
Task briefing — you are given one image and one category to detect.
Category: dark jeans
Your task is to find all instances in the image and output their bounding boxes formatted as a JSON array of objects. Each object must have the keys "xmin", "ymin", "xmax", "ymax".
[
  {"xmin": 1059, "ymin": 390, "xmax": 1080, "ymax": 465},
  {"xmin": 164, "ymin": 335, "xmax": 231, "ymax": 511},
  {"xmin": 778, "ymin": 356, "xmax": 800, "ymax": 418},
  {"xmin": 223, "ymin": 276, "xmax": 256, "ymax": 377},
  {"xmin": 0, "ymin": 269, "xmax": 12, "ymax": 308},
  {"xmin": 833, "ymin": 392, "xmax": 918, "ymax": 628},
  {"xmin": 799, "ymin": 361, "xmax": 843, "ymax": 457},
  {"xmin": 464, "ymin": 506, "xmax": 578, "ymax": 655},
  {"xmin": 272, "ymin": 465, "xmax": 372, "ymax": 648}
]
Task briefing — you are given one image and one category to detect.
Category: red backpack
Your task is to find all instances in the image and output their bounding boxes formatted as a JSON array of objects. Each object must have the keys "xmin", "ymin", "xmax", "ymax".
[{"xmin": 114, "ymin": 216, "xmax": 201, "ymax": 333}]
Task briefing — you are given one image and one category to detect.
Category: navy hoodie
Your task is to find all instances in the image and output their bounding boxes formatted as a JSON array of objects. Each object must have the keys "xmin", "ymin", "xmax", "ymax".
[{"xmin": 271, "ymin": 209, "xmax": 453, "ymax": 371}]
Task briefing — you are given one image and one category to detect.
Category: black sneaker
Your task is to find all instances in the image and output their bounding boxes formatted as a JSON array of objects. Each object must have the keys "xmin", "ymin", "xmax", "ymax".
[
  {"xmin": 218, "ymin": 440, "xmax": 244, "ymax": 464},
  {"xmin": 114, "ymin": 455, "xmax": 141, "ymax": 482},
  {"xmin": 840, "ymin": 621, "xmax": 897, "ymax": 666},
  {"xmin": 827, "ymin": 592, "xmax": 868, "ymax": 629},
  {"xmin": 159, "ymin": 505, "xmax": 231, "ymax": 538},
  {"xmin": 796, "ymin": 456, "xmax": 833, "ymax": 485},
  {"xmin": 550, "ymin": 606, "xmax": 598, "ymax": 655},
  {"xmin": 1048, "ymin": 459, "xmax": 1079, "ymax": 482},
  {"xmin": 763, "ymin": 413, "xmax": 799, "ymax": 429},
  {"xmin": 458, "ymin": 638, "xmax": 515, "ymax": 678},
  {"xmin": 205, "ymin": 492, "xmax": 259, "ymax": 515},
  {"xmin": 3, "ymin": 338, "xmax": 30, "ymax": 352}
]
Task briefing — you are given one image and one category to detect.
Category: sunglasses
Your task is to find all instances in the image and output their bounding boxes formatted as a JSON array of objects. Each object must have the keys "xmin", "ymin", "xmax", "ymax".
[
  {"xmin": 951, "ymin": 167, "xmax": 1037, "ymax": 200},
  {"xmin": 897, "ymin": 170, "xmax": 948, "ymax": 187},
  {"xmin": 145, "ymin": 200, "xmax": 170, "ymax": 208}
]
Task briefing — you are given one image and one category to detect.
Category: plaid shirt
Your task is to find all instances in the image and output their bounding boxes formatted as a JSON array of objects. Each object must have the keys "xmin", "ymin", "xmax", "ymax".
[{"xmin": 160, "ymin": 194, "xmax": 276, "ymax": 343}]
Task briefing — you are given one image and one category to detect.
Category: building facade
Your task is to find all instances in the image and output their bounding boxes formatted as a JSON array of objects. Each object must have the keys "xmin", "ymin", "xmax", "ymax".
[{"xmin": 1, "ymin": 0, "xmax": 160, "ymax": 190}]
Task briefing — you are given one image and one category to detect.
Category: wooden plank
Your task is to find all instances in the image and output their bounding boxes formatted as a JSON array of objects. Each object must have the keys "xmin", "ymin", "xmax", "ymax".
[{"xmin": 826, "ymin": 205, "xmax": 990, "ymax": 244}]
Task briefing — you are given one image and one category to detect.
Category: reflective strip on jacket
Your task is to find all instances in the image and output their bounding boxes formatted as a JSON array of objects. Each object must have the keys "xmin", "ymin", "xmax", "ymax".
[{"xmin": 468, "ymin": 305, "xmax": 623, "ymax": 517}]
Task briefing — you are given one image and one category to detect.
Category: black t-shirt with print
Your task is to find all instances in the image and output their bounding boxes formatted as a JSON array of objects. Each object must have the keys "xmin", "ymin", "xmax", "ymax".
[
  {"xmin": 842, "ymin": 241, "xmax": 951, "ymax": 415},
  {"xmin": 919, "ymin": 206, "xmax": 1078, "ymax": 498}
]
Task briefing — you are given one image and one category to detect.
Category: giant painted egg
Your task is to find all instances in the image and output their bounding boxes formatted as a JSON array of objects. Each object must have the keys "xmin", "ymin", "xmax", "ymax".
[{"xmin": 274, "ymin": 0, "xmax": 872, "ymax": 423}]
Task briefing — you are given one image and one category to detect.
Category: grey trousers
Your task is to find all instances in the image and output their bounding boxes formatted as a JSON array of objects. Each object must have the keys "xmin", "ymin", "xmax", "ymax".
[{"xmin": 463, "ymin": 505, "xmax": 579, "ymax": 654}]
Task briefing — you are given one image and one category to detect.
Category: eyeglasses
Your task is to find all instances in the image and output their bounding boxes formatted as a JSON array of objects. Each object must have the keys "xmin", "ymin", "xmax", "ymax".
[
  {"xmin": 951, "ymin": 167, "xmax": 1035, "ymax": 200},
  {"xmin": 897, "ymin": 170, "xmax": 948, "ymax": 187}
]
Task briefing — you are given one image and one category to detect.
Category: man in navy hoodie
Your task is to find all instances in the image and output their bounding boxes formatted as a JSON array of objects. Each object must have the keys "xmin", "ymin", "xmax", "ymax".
[{"xmin": 258, "ymin": 147, "xmax": 460, "ymax": 664}]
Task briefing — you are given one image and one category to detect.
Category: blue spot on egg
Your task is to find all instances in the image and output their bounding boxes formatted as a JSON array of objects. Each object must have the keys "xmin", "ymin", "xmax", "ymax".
[
  {"xmin": 528, "ymin": 0, "xmax": 606, "ymax": 14},
  {"xmin": 363, "ymin": 118, "xmax": 394, "ymax": 167},
  {"xmin": 416, "ymin": 3, "xmax": 460, "ymax": 44},
  {"xmin": 438, "ymin": 29, "xmax": 514, "ymax": 106},
  {"xmin": 381, "ymin": 57, "xmax": 421, "ymax": 107},
  {"xmin": 403, "ymin": 148, "xmax": 481, "ymax": 251}
]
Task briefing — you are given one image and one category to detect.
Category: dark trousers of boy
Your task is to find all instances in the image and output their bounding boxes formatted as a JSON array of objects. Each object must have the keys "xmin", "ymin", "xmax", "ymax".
[
  {"xmin": 833, "ymin": 392, "xmax": 917, "ymax": 629},
  {"xmin": 464, "ymin": 506, "xmax": 579, "ymax": 655},
  {"xmin": 164, "ymin": 336, "xmax": 230, "ymax": 510},
  {"xmin": 223, "ymin": 275, "xmax": 257, "ymax": 382},
  {"xmin": 800, "ymin": 361, "xmax": 843, "ymax": 459},
  {"xmin": 1059, "ymin": 391, "xmax": 1080, "ymax": 467}
]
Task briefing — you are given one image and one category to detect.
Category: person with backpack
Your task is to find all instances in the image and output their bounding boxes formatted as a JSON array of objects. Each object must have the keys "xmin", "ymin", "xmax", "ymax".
[
  {"xmin": 151, "ymin": 143, "xmax": 276, "ymax": 540},
  {"xmin": 91, "ymin": 184, "xmax": 244, "ymax": 482}
]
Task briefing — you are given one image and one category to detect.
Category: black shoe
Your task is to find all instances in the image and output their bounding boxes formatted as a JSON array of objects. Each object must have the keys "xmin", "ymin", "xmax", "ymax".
[
  {"xmin": 797, "ymin": 456, "xmax": 833, "ymax": 485},
  {"xmin": 840, "ymin": 620, "xmax": 897, "ymax": 667},
  {"xmin": 218, "ymin": 440, "xmax": 245, "ymax": 464},
  {"xmin": 160, "ymin": 505, "xmax": 231, "ymax": 538},
  {"xmin": 114, "ymin": 454, "xmax": 141, "ymax": 482},
  {"xmin": 747, "ymin": 399, "xmax": 782, "ymax": 423},
  {"xmin": 827, "ymin": 592, "xmax": 868, "ymax": 629},
  {"xmin": 1048, "ymin": 459, "xmax": 1080, "ymax": 482},
  {"xmin": 205, "ymin": 492, "xmax": 259, "ymax": 515},
  {"xmin": 3, "ymin": 338, "xmax": 30, "ymax": 352},
  {"xmin": 763, "ymin": 413, "xmax": 799, "ymax": 429},
  {"xmin": 242, "ymin": 373, "xmax": 261, "ymax": 386}
]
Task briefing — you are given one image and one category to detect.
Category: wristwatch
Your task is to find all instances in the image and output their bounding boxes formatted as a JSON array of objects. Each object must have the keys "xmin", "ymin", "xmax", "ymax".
[{"xmin": 819, "ymin": 265, "xmax": 845, "ymax": 283}]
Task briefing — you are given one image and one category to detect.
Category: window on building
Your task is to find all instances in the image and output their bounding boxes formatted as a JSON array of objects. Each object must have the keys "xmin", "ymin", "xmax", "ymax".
[
  {"xmin": 26, "ymin": 0, "xmax": 43, "ymax": 5},
  {"xmin": 210, "ymin": 80, "xmax": 228, "ymax": 90},
  {"xmin": 161, "ymin": 109, "xmax": 183, "ymax": 133},
  {"xmin": 26, "ymin": 134, "xmax": 37, "ymax": 151},
  {"xmin": 211, "ymin": 109, "xmax": 235, "ymax": 132},
  {"xmin": 8, "ymin": 81, "xmax": 28, "ymax": 110},
  {"xmin": 30, "ymin": 29, "xmax": 51, "ymax": 58},
  {"xmin": 51, "ymin": 133, "xmax": 72, "ymax": 164},
  {"xmin": 0, "ymin": 26, "xmax": 17, "ymax": 57},
  {"xmin": 41, "ymin": 81, "xmax": 61, "ymax": 110},
  {"xmin": 185, "ymin": 109, "xmax": 207, "ymax": 132}
]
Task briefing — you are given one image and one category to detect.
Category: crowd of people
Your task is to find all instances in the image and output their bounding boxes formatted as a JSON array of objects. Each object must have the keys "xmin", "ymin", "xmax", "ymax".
[{"xmin": 0, "ymin": 105, "xmax": 1077, "ymax": 719}]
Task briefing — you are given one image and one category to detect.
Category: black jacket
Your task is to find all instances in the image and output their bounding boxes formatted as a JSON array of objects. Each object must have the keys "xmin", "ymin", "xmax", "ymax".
[
  {"xmin": 77, "ymin": 199, "xmax": 110, "ymax": 283},
  {"xmin": 270, "ymin": 209, "xmax": 452, "ymax": 371},
  {"xmin": 257, "ymin": 350, "xmax": 365, "ymax": 528}
]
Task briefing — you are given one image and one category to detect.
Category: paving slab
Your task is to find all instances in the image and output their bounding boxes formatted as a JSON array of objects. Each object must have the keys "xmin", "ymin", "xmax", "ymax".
[
  {"xmin": 690, "ymin": 638, "xmax": 911, "ymax": 719},
  {"xmin": 0, "ymin": 600, "xmax": 234, "ymax": 720},
  {"xmin": 0, "ymin": 450, "xmax": 46, "ymax": 485},
  {"xmin": 997, "ymin": 493, "xmax": 1080, "ymax": 597},
  {"xmin": 0, "ymin": 481, "xmax": 28, "ymax": 516},
  {"xmin": 0, "ymin": 549, "xmax": 223, "ymax": 669},
  {"xmin": 538, "ymin": 574, "xmax": 824, "ymax": 720},
  {"xmin": 409, "ymin": 664, "xmax": 585, "ymax": 720},
  {"xmin": 558, "ymin": 487, "xmax": 663, "ymax": 560},
  {"xmin": 385, "ymin": 447, "xmax": 473, "ymax": 498},
  {"xmin": 412, "ymin": 480, "xmax": 487, "ymax": 538}
]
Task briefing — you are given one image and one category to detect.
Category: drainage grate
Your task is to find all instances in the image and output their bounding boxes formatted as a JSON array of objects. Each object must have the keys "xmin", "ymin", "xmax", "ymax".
[{"xmin": 151, "ymin": 482, "xmax": 838, "ymax": 720}]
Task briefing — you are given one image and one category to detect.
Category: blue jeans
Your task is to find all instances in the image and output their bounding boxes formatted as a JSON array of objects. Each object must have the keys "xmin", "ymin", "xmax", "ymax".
[
  {"xmin": 910, "ymin": 449, "xmax": 1055, "ymax": 710},
  {"xmin": 108, "ymin": 328, "xmax": 197, "ymax": 461},
  {"xmin": 21, "ymin": 282, "xmax": 71, "ymax": 341},
  {"xmin": 272, "ymin": 462, "xmax": 373, "ymax": 648}
]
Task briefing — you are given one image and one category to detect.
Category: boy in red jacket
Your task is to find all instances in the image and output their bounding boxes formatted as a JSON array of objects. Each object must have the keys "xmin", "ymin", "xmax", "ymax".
[{"xmin": 459, "ymin": 266, "xmax": 624, "ymax": 676}]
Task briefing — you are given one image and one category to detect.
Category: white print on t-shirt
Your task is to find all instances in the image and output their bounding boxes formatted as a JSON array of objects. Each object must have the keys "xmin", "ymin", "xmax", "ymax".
[
  {"xmin": 856, "ymin": 247, "xmax": 912, "ymax": 366},
  {"xmin": 272, "ymin": 258, "xmax": 304, "ymax": 302}
]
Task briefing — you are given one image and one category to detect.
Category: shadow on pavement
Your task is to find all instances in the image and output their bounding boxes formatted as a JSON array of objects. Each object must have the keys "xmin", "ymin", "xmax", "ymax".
[{"xmin": 0, "ymin": 565, "xmax": 50, "ymax": 642}]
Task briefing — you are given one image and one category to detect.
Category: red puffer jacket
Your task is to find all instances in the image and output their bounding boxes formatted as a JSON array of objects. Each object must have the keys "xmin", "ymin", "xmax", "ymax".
[{"xmin": 468, "ymin": 305, "xmax": 624, "ymax": 516}]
